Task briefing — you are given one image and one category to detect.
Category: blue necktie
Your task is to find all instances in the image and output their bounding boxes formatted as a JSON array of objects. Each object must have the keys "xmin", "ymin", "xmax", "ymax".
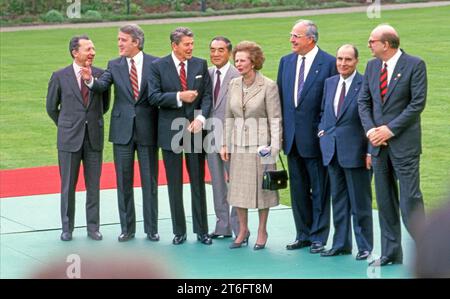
[{"xmin": 296, "ymin": 56, "xmax": 306, "ymax": 107}]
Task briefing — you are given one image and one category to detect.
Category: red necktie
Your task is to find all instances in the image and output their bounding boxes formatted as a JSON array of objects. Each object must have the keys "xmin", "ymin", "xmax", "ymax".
[
  {"xmin": 336, "ymin": 81, "xmax": 346, "ymax": 116},
  {"xmin": 130, "ymin": 58, "xmax": 139, "ymax": 100},
  {"xmin": 380, "ymin": 62, "xmax": 388, "ymax": 102},
  {"xmin": 179, "ymin": 61, "xmax": 188, "ymax": 91},
  {"xmin": 80, "ymin": 76, "xmax": 89, "ymax": 107},
  {"xmin": 213, "ymin": 69, "xmax": 221, "ymax": 105}
]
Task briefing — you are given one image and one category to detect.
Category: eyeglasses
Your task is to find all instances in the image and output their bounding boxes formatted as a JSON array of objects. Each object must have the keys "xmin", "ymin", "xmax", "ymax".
[
  {"xmin": 290, "ymin": 33, "xmax": 307, "ymax": 39},
  {"xmin": 368, "ymin": 39, "xmax": 381, "ymax": 45}
]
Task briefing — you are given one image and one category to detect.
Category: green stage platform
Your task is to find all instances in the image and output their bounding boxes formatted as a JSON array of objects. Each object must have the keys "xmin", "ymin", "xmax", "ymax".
[{"xmin": 0, "ymin": 185, "xmax": 415, "ymax": 279}]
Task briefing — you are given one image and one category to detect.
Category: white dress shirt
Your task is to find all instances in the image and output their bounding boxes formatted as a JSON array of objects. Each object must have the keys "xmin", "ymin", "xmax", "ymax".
[
  {"xmin": 126, "ymin": 51, "xmax": 143, "ymax": 90},
  {"xmin": 294, "ymin": 45, "xmax": 319, "ymax": 106},
  {"xmin": 333, "ymin": 70, "xmax": 356, "ymax": 116},
  {"xmin": 213, "ymin": 62, "xmax": 231, "ymax": 91},
  {"xmin": 384, "ymin": 49, "xmax": 402, "ymax": 85},
  {"xmin": 72, "ymin": 62, "xmax": 83, "ymax": 89}
]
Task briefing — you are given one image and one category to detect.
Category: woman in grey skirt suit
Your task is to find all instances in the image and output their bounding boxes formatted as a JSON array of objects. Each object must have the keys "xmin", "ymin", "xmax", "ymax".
[{"xmin": 220, "ymin": 41, "xmax": 282, "ymax": 250}]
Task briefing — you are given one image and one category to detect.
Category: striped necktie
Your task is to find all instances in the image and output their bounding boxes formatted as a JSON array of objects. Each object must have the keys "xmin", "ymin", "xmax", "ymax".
[
  {"xmin": 380, "ymin": 62, "xmax": 388, "ymax": 102},
  {"xmin": 179, "ymin": 61, "xmax": 188, "ymax": 91},
  {"xmin": 130, "ymin": 58, "xmax": 139, "ymax": 100}
]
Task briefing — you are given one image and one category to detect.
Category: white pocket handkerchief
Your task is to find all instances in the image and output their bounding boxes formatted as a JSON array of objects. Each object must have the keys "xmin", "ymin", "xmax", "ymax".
[{"xmin": 195, "ymin": 75, "xmax": 202, "ymax": 79}]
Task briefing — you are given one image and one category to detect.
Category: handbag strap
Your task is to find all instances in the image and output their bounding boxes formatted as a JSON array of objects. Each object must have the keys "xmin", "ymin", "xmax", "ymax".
[{"xmin": 278, "ymin": 153, "xmax": 287, "ymax": 171}]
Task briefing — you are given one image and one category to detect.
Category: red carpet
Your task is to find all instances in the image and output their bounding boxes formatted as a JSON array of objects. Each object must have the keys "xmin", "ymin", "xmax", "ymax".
[{"xmin": 0, "ymin": 161, "xmax": 211, "ymax": 198}]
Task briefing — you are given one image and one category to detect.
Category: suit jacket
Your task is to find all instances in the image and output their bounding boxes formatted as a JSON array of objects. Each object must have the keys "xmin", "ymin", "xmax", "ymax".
[
  {"xmin": 91, "ymin": 53, "xmax": 158, "ymax": 146},
  {"xmin": 46, "ymin": 65, "xmax": 110, "ymax": 152},
  {"xmin": 224, "ymin": 72, "xmax": 282, "ymax": 151},
  {"xmin": 319, "ymin": 72, "xmax": 368, "ymax": 168},
  {"xmin": 148, "ymin": 54, "xmax": 212, "ymax": 151},
  {"xmin": 205, "ymin": 64, "xmax": 240, "ymax": 152},
  {"xmin": 358, "ymin": 50, "xmax": 427, "ymax": 158},
  {"xmin": 277, "ymin": 48, "xmax": 337, "ymax": 157}
]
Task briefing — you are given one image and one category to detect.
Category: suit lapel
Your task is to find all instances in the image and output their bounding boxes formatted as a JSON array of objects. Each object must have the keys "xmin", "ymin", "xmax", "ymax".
[
  {"xmin": 338, "ymin": 73, "xmax": 362, "ymax": 120},
  {"xmin": 118, "ymin": 57, "xmax": 135, "ymax": 103},
  {"xmin": 287, "ymin": 54, "xmax": 298, "ymax": 109},
  {"xmin": 328, "ymin": 76, "xmax": 339, "ymax": 119},
  {"xmin": 136, "ymin": 54, "xmax": 149, "ymax": 103},
  {"xmin": 165, "ymin": 56, "xmax": 183, "ymax": 91},
  {"xmin": 242, "ymin": 72, "xmax": 264, "ymax": 107},
  {"xmin": 383, "ymin": 53, "xmax": 406, "ymax": 104},
  {"xmin": 65, "ymin": 66, "xmax": 85, "ymax": 106},
  {"xmin": 370, "ymin": 59, "xmax": 383, "ymax": 105},
  {"xmin": 298, "ymin": 50, "xmax": 323, "ymax": 107},
  {"xmin": 215, "ymin": 66, "xmax": 234, "ymax": 109},
  {"xmin": 187, "ymin": 59, "xmax": 196, "ymax": 90}
]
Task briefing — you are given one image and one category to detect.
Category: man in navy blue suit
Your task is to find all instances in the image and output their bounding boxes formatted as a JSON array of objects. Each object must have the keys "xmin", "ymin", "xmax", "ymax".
[
  {"xmin": 318, "ymin": 44, "xmax": 373, "ymax": 260},
  {"xmin": 277, "ymin": 20, "xmax": 337, "ymax": 253}
]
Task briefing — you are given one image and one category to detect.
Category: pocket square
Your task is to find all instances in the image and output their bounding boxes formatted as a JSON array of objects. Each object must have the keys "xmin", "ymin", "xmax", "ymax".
[{"xmin": 195, "ymin": 75, "xmax": 203, "ymax": 79}]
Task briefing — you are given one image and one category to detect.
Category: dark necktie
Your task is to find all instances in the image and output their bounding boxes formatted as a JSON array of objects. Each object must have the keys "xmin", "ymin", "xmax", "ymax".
[
  {"xmin": 336, "ymin": 81, "xmax": 346, "ymax": 116},
  {"xmin": 130, "ymin": 58, "xmax": 139, "ymax": 100},
  {"xmin": 296, "ymin": 56, "xmax": 306, "ymax": 107},
  {"xmin": 380, "ymin": 62, "xmax": 388, "ymax": 102},
  {"xmin": 80, "ymin": 76, "xmax": 89, "ymax": 107},
  {"xmin": 179, "ymin": 61, "xmax": 188, "ymax": 91},
  {"xmin": 213, "ymin": 69, "xmax": 221, "ymax": 105}
]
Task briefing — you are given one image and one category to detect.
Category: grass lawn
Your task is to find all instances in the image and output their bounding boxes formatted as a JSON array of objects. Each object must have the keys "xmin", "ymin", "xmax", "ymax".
[{"xmin": 1, "ymin": 6, "xmax": 449, "ymax": 209}]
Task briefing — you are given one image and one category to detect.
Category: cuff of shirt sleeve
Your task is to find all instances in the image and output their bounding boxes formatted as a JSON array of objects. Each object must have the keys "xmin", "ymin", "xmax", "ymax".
[
  {"xmin": 176, "ymin": 92, "xmax": 182, "ymax": 107},
  {"xmin": 366, "ymin": 128, "xmax": 376, "ymax": 138},
  {"xmin": 85, "ymin": 77, "xmax": 94, "ymax": 88},
  {"xmin": 195, "ymin": 115, "xmax": 206, "ymax": 127}
]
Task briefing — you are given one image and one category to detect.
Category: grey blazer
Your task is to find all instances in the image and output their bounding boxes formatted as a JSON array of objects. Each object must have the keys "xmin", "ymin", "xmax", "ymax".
[
  {"xmin": 358, "ymin": 50, "xmax": 427, "ymax": 158},
  {"xmin": 224, "ymin": 72, "xmax": 282, "ymax": 151},
  {"xmin": 46, "ymin": 65, "xmax": 110, "ymax": 152}
]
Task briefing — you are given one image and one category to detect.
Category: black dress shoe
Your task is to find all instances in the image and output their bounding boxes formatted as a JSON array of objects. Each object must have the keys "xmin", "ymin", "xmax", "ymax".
[
  {"xmin": 172, "ymin": 234, "xmax": 187, "ymax": 245},
  {"xmin": 286, "ymin": 240, "xmax": 311, "ymax": 250},
  {"xmin": 320, "ymin": 248, "xmax": 352, "ymax": 257},
  {"xmin": 87, "ymin": 231, "xmax": 103, "ymax": 240},
  {"xmin": 208, "ymin": 232, "xmax": 232, "ymax": 239},
  {"xmin": 369, "ymin": 256, "xmax": 403, "ymax": 267},
  {"xmin": 310, "ymin": 242, "xmax": 325, "ymax": 254},
  {"xmin": 118, "ymin": 233, "xmax": 135, "ymax": 242},
  {"xmin": 60, "ymin": 232, "xmax": 72, "ymax": 241},
  {"xmin": 356, "ymin": 250, "xmax": 371, "ymax": 260},
  {"xmin": 197, "ymin": 234, "xmax": 213, "ymax": 245},
  {"xmin": 253, "ymin": 243, "xmax": 266, "ymax": 250},
  {"xmin": 147, "ymin": 233, "xmax": 160, "ymax": 241}
]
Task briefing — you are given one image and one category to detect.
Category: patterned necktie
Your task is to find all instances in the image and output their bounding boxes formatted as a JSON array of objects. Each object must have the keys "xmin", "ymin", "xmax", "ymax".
[
  {"xmin": 213, "ymin": 69, "xmax": 221, "ymax": 105},
  {"xmin": 130, "ymin": 58, "xmax": 139, "ymax": 100},
  {"xmin": 179, "ymin": 61, "xmax": 188, "ymax": 91},
  {"xmin": 296, "ymin": 56, "xmax": 306, "ymax": 107},
  {"xmin": 336, "ymin": 81, "xmax": 346, "ymax": 116},
  {"xmin": 380, "ymin": 62, "xmax": 388, "ymax": 102},
  {"xmin": 80, "ymin": 76, "xmax": 89, "ymax": 107}
]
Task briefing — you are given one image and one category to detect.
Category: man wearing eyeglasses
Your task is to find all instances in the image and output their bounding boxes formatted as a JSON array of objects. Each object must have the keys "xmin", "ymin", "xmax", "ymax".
[
  {"xmin": 358, "ymin": 24, "xmax": 427, "ymax": 267},
  {"xmin": 277, "ymin": 19, "xmax": 337, "ymax": 254}
]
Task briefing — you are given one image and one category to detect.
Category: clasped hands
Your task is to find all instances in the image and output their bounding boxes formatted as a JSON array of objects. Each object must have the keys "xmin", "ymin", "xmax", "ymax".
[{"xmin": 368, "ymin": 125, "xmax": 393, "ymax": 147}]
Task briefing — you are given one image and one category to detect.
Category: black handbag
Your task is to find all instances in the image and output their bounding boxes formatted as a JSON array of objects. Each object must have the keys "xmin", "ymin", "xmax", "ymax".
[{"xmin": 262, "ymin": 154, "xmax": 288, "ymax": 190}]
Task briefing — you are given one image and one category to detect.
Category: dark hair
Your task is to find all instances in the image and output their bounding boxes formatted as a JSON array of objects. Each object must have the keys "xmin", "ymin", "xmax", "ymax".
[
  {"xmin": 381, "ymin": 32, "xmax": 400, "ymax": 49},
  {"xmin": 69, "ymin": 35, "xmax": 90, "ymax": 58},
  {"xmin": 170, "ymin": 27, "xmax": 194, "ymax": 45},
  {"xmin": 232, "ymin": 41, "xmax": 265, "ymax": 71},
  {"xmin": 119, "ymin": 24, "xmax": 145, "ymax": 50},
  {"xmin": 210, "ymin": 36, "xmax": 232, "ymax": 52}
]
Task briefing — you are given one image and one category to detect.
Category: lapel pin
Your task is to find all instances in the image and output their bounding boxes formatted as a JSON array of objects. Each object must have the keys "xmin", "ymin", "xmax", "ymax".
[{"xmin": 315, "ymin": 70, "xmax": 319, "ymax": 74}]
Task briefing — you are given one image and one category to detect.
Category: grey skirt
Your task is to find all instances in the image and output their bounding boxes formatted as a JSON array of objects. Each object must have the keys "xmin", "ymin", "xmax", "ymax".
[{"xmin": 227, "ymin": 146, "xmax": 279, "ymax": 209}]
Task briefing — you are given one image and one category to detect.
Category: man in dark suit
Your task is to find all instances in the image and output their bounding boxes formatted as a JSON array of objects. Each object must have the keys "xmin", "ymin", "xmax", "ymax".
[
  {"xmin": 358, "ymin": 24, "xmax": 427, "ymax": 266},
  {"xmin": 81, "ymin": 24, "xmax": 159, "ymax": 242},
  {"xmin": 318, "ymin": 44, "xmax": 373, "ymax": 260},
  {"xmin": 277, "ymin": 20, "xmax": 337, "ymax": 253},
  {"xmin": 149, "ymin": 27, "xmax": 213, "ymax": 245},
  {"xmin": 46, "ymin": 35, "xmax": 110, "ymax": 241},
  {"xmin": 205, "ymin": 36, "xmax": 240, "ymax": 239}
]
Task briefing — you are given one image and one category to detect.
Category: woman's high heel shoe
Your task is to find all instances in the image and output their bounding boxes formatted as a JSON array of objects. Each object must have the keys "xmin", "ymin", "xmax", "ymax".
[
  {"xmin": 229, "ymin": 231, "xmax": 250, "ymax": 249},
  {"xmin": 253, "ymin": 233, "xmax": 268, "ymax": 250}
]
